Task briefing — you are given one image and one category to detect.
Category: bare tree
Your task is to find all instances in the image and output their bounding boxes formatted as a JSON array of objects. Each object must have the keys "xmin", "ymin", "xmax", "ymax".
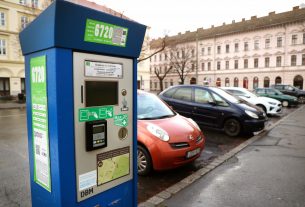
[
  {"xmin": 152, "ymin": 64, "xmax": 172, "ymax": 92},
  {"xmin": 138, "ymin": 37, "xmax": 166, "ymax": 63},
  {"xmin": 169, "ymin": 45, "xmax": 196, "ymax": 85}
]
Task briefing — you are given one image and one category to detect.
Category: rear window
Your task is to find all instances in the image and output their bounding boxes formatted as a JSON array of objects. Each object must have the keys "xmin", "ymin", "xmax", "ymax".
[
  {"xmin": 172, "ymin": 87, "xmax": 192, "ymax": 102},
  {"xmin": 255, "ymin": 89, "xmax": 265, "ymax": 94},
  {"xmin": 274, "ymin": 85, "xmax": 283, "ymax": 90}
]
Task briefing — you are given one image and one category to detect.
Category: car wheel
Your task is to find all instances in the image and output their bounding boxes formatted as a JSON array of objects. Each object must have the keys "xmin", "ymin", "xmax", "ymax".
[
  {"xmin": 298, "ymin": 96, "xmax": 305, "ymax": 104},
  {"xmin": 224, "ymin": 118, "xmax": 241, "ymax": 137},
  {"xmin": 282, "ymin": 100, "xmax": 289, "ymax": 107},
  {"xmin": 256, "ymin": 104, "xmax": 266, "ymax": 113},
  {"xmin": 137, "ymin": 145, "xmax": 152, "ymax": 176}
]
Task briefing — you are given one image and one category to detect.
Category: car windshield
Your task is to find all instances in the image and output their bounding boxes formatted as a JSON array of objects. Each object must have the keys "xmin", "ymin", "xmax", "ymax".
[
  {"xmin": 137, "ymin": 92, "xmax": 175, "ymax": 120},
  {"xmin": 210, "ymin": 87, "xmax": 241, "ymax": 103}
]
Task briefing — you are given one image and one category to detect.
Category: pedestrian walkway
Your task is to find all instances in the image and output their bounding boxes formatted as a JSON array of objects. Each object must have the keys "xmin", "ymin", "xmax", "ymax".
[
  {"xmin": 0, "ymin": 100, "xmax": 26, "ymax": 109},
  {"xmin": 161, "ymin": 106, "xmax": 305, "ymax": 207}
]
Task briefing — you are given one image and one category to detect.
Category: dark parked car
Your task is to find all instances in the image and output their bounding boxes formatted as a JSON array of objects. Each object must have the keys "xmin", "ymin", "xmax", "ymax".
[
  {"xmin": 271, "ymin": 84, "xmax": 305, "ymax": 104},
  {"xmin": 253, "ymin": 88, "xmax": 298, "ymax": 107},
  {"xmin": 159, "ymin": 85, "xmax": 267, "ymax": 137}
]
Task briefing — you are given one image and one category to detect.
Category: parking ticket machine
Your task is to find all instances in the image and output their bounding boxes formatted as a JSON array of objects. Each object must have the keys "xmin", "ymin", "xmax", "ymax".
[{"xmin": 19, "ymin": 1, "xmax": 146, "ymax": 207}]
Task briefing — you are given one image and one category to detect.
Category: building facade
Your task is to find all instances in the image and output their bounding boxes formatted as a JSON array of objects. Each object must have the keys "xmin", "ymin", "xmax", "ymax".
[
  {"xmin": 150, "ymin": 6, "xmax": 305, "ymax": 92},
  {"xmin": 0, "ymin": 0, "xmax": 51, "ymax": 97}
]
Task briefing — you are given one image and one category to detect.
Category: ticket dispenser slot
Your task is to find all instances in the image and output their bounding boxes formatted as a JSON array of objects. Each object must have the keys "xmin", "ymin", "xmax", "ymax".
[{"xmin": 86, "ymin": 120, "xmax": 107, "ymax": 151}]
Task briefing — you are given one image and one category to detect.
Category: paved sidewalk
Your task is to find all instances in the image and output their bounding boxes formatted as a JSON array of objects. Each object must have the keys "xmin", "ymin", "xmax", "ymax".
[{"xmin": 161, "ymin": 106, "xmax": 305, "ymax": 207}]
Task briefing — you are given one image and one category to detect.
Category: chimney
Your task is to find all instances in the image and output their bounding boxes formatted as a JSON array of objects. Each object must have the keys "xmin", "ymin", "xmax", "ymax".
[
  {"xmin": 293, "ymin": 6, "xmax": 299, "ymax": 11},
  {"xmin": 242, "ymin": 18, "xmax": 245, "ymax": 22},
  {"xmin": 211, "ymin": 25, "xmax": 214, "ymax": 28},
  {"xmin": 185, "ymin": 30, "xmax": 190, "ymax": 33},
  {"xmin": 232, "ymin": 20, "xmax": 235, "ymax": 23},
  {"xmin": 269, "ymin": 11, "xmax": 275, "ymax": 15},
  {"xmin": 223, "ymin": 22, "xmax": 226, "ymax": 26},
  {"xmin": 178, "ymin": 32, "xmax": 181, "ymax": 35},
  {"xmin": 251, "ymin": 16, "xmax": 257, "ymax": 20}
]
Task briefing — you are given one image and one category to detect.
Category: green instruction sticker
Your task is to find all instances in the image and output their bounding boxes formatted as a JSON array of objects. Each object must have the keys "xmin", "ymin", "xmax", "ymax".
[
  {"xmin": 114, "ymin": 114, "xmax": 128, "ymax": 127},
  {"xmin": 30, "ymin": 55, "xmax": 51, "ymax": 192},
  {"xmin": 84, "ymin": 19, "xmax": 128, "ymax": 47},
  {"xmin": 79, "ymin": 106, "xmax": 114, "ymax": 122}
]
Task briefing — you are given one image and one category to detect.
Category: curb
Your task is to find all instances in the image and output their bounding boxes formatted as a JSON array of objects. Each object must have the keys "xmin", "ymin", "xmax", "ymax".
[{"xmin": 138, "ymin": 105, "xmax": 305, "ymax": 207}]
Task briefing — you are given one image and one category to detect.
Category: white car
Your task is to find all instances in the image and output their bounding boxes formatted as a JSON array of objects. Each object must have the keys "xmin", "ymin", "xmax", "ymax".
[{"xmin": 221, "ymin": 87, "xmax": 282, "ymax": 116}]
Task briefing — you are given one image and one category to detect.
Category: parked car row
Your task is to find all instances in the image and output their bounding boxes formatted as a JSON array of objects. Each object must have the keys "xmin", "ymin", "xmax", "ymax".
[{"xmin": 136, "ymin": 84, "xmax": 300, "ymax": 175}]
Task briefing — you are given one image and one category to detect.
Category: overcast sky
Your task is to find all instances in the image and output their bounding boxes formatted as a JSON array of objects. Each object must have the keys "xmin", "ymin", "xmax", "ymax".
[{"xmin": 89, "ymin": 0, "xmax": 305, "ymax": 39}]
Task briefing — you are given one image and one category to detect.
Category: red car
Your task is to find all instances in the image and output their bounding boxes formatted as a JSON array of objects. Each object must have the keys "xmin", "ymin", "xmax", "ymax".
[{"xmin": 137, "ymin": 91, "xmax": 205, "ymax": 175}]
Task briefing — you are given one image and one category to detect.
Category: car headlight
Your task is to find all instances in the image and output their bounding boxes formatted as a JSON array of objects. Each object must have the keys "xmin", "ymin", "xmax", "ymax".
[
  {"xmin": 187, "ymin": 118, "xmax": 201, "ymax": 131},
  {"xmin": 268, "ymin": 102, "xmax": 276, "ymax": 105},
  {"xmin": 245, "ymin": 110, "xmax": 259, "ymax": 119},
  {"xmin": 146, "ymin": 124, "xmax": 170, "ymax": 142}
]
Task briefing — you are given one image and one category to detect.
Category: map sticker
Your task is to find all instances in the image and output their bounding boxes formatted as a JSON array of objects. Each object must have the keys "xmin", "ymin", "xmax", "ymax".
[
  {"xmin": 97, "ymin": 147, "xmax": 130, "ymax": 185},
  {"xmin": 30, "ymin": 55, "xmax": 51, "ymax": 192}
]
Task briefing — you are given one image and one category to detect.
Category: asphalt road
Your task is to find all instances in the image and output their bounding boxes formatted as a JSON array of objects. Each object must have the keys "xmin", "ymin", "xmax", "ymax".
[{"xmin": 0, "ymin": 106, "xmax": 298, "ymax": 206}]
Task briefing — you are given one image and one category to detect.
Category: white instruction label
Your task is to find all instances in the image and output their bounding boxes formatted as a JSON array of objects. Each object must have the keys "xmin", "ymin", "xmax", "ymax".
[
  {"xmin": 79, "ymin": 170, "xmax": 97, "ymax": 191},
  {"xmin": 85, "ymin": 61, "xmax": 123, "ymax": 78}
]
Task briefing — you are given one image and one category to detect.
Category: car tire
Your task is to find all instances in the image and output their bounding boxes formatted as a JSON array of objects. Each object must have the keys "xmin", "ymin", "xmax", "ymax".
[
  {"xmin": 256, "ymin": 104, "xmax": 266, "ymax": 113},
  {"xmin": 224, "ymin": 118, "xmax": 241, "ymax": 137},
  {"xmin": 282, "ymin": 100, "xmax": 289, "ymax": 107},
  {"xmin": 137, "ymin": 145, "xmax": 152, "ymax": 176},
  {"xmin": 298, "ymin": 96, "xmax": 305, "ymax": 104}
]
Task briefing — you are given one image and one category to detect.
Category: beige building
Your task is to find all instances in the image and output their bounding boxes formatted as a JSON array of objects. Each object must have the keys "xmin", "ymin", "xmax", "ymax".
[
  {"xmin": 0, "ymin": 0, "xmax": 51, "ymax": 97},
  {"xmin": 150, "ymin": 6, "xmax": 305, "ymax": 92}
]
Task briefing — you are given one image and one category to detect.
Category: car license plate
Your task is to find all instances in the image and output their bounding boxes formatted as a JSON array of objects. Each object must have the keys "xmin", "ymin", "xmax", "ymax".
[{"xmin": 186, "ymin": 148, "xmax": 200, "ymax": 159}]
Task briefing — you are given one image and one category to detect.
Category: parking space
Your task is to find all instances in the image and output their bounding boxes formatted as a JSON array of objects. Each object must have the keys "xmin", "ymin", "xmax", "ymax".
[{"xmin": 137, "ymin": 106, "xmax": 298, "ymax": 203}]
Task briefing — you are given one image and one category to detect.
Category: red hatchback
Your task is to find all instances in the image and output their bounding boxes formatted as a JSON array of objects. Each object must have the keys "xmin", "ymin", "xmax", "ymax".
[{"xmin": 137, "ymin": 91, "xmax": 205, "ymax": 175}]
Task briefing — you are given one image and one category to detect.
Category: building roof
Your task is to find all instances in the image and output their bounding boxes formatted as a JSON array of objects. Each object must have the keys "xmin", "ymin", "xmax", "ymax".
[{"xmin": 151, "ymin": 6, "xmax": 305, "ymax": 49}]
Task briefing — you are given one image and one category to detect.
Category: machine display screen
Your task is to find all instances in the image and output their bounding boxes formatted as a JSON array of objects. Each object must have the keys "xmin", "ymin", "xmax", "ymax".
[
  {"xmin": 86, "ymin": 81, "xmax": 118, "ymax": 107},
  {"xmin": 93, "ymin": 125, "xmax": 105, "ymax": 134}
]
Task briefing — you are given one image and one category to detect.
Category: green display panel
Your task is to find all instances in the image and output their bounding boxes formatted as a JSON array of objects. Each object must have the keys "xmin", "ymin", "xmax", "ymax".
[
  {"xmin": 30, "ymin": 55, "xmax": 51, "ymax": 192},
  {"xmin": 79, "ymin": 106, "xmax": 114, "ymax": 122},
  {"xmin": 84, "ymin": 19, "xmax": 128, "ymax": 47}
]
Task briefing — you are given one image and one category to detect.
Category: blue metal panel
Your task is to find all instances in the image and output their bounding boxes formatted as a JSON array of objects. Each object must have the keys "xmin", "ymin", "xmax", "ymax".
[{"xmin": 19, "ymin": 0, "xmax": 146, "ymax": 59}]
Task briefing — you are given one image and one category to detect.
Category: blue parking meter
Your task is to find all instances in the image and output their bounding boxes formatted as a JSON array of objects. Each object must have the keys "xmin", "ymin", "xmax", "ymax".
[{"xmin": 19, "ymin": 1, "xmax": 146, "ymax": 206}]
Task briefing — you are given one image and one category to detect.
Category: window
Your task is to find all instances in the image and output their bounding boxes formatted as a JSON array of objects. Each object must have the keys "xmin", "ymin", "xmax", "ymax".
[
  {"xmin": 217, "ymin": 46, "xmax": 221, "ymax": 54},
  {"xmin": 235, "ymin": 43, "xmax": 239, "ymax": 52},
  {"xmin": 255, "ymin": 88, "xmax": 265, "ymax": 94},
  {"xmin": 0, "ymin": 39, "xmax": 6, "ymax": 55},
  {"xmin": 201, "ymin": 62, "xmax": 205, "ymax": 70},
  {"xmin": 266, "ymin": 89, "xmax": 277, "ymax": 95},
  {"xmin": 0, "ymin": 78, "xmax": 10, "ymax": 96},
  {"xmin": 165, "ymin": 53, "xmax": 167, "ymax": 61},
  {"xmin": 292, "ymin": 34, "xmax": 298, "ymax": 45},
  {"xmin": 265, "ymin": 39, "xmax": 270, "ymax": 48},
  {"xmin": 302, "ymin": 54, "xmax": 305, "ymax": 66},
  {"xmin": 182, "ymin": 50, "xmax": 185, "ymax": 58},
  {"xmin": 275, "ymin": 76, "xmax": 282, "ymax": 84},
  {"xmin": 225, "ymin": 61, "xmax": 229, "ymax": 69},
  {"xmin": 172, "ymin": 87, "xmax": 192, "ymax": 102},
  {"xmin": 303, "ymin": 33, "xmax": 305, "ymax": 44},
  {"xmin": 254, "ymin": 58, "xmax": 259, "ymax": 68},
  {"xmin": 243, "ymin": 77, "xmax": 249, "ymax": 89},
  {"xmin": 0, "ymin": 12, "xmax": 5, "ymax": 26},
  {"xmin": 244, "ymin": 42, "xmax": 249, "ymax": 51},
  {"xmin": 159, "ymin": 54, "xmax": 162, "ymax": 61},
  {"xmin": 150, "ymin": 81, "xmax": 152, "ymax": 90},
  {"xmin": 208, "ymin": 47, "xmax": 211, "ymax": 55},
  {"xmin": 225, "ymin": 78, "xmax": 230, "ymax": 87},
  {"xmin": 226, "ymin": 44, "xmax": 229, "ymax": 53},
  {"xmin": 211, "ymin": 92, "xmax": 229, "ymax": 107},
  {"xmin": 264, "ymin": 77, "xmax": 270, "ymax": 87},
  {"xmin": 154, "ymin": 55, "xmax": 156, "ymax": 61},
  {"xmin": 162, "ymin": 88, "xmax": 177, "ymax": 98},
  {"xmin": 253, "ymin": 77, "xmax": 259, "ymax": 89},
  {"xmin": 191, "ymin": 64, "xmax": 195, "ymax": 71},
  {"xmin": 21, "ymin": 16, "xmax": 29, "ymax": 29},
  {"xmin": 170, "ymin": 79, "xmax": 173, "ymax": 86},
  {"xmin": 291, "ymin": 55, "xmax": 297, "ymax": 66},
  {"xmin": 191, "ymin": 49, "xmax": 195, "ymax": 58},
  {"xmin": 176, "ymin": 51, "xmax": 179, "ymax": 58},
  {"xmin": 216, "ymin": 78, "xmax": 221, "ymax": 87},
  {"xmin": 234, "ymin": 77, "xmax": 239, "ymax": 87},
  {"xmin": 234, "ymin": 60, "xmax": 238, "ymax": 69},
  {"xmin": 254, "ymin": 40, "xmax": 259, "ymax": 50},
  {"xmin": 276, "ymin": 56, "xmax": 282, "ymax": 67},
  {"xmin": 217, "ymin": 61, "xmax": 221, "ymax": 70},
  {"xmin": 20, "ymin": 0, "xmax": 27, "ymax": 5},
  {"xmin": 244, "ymin": 59, "xmax": 248, "ymax": 69},
  {"xmin": 208, "ymin": 62, "xmax": 211, "ymax": 70},
  {"xmin": 201, "ymin": 48, "xmax": 205, "ymax": 55},
  {"xmin": 164, "ymin": 81, "xmax": 168, "ymax": 89},
  {"xmin": 194, "ymin": 88, "xmax": 213, "ymax": 104},
  {"xmin": 265, "ymin": 57, "xmax": 270, "ymax": 67},
  {"xmin": 32, "ymin": 0, "xmax": 38, "ymax": 8},
  {"xmin": 277, "ymin": 37, "xmax": 282, "ymax": 47},
  {"xmin": 21, "ymin": 78, "xmax": 26, "ymax": 94}
]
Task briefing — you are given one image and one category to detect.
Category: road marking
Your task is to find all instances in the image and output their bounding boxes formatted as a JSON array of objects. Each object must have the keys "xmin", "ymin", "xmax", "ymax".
[{"xmin": 0, "ymin": 114, "xmax": 26, "ymax": 118}]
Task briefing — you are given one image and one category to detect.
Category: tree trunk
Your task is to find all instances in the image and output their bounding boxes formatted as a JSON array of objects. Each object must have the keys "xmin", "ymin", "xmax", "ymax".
[{"xmin": 159, "ymin": 80, "xmax": 164, "ymax": 92}]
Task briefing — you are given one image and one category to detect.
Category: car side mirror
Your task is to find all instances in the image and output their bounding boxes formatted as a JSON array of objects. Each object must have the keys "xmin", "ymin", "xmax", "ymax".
[{"xmin": 208, "ymin": 100, "xmax": 216, "ymax": 106}]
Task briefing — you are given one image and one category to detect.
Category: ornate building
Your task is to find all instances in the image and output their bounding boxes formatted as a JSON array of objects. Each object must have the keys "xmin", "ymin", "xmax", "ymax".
[
  {"xmin": 150, "ymin": 6, "xmax": 305, "ymax": 92},
  {"xmin": 0, "ymin": 0, "xmax": 52, "ymax": 97}
]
